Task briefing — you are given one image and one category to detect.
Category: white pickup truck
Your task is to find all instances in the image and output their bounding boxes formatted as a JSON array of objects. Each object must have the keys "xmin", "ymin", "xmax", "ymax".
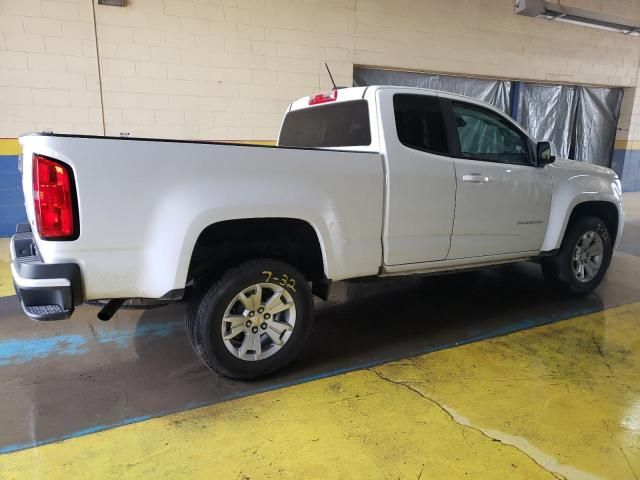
[{"xmin": 11, "ymin": 86, "xmax": 624, "ymax": 378}]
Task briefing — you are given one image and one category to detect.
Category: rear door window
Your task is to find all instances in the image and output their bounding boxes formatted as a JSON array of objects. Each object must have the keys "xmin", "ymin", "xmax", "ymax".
[
  {"xmin": 393, "ymin": 94, "xmax": 449, "ymax": 155},
  {"xmin": 279, "ymin": 100, "xmax": 371, "ymax": 148}
]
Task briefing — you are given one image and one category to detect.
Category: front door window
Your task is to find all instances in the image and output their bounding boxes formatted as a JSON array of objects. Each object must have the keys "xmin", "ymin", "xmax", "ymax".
[{"xmin": 453, "ymin": 102, "xmax": 531, "ymax": 166}]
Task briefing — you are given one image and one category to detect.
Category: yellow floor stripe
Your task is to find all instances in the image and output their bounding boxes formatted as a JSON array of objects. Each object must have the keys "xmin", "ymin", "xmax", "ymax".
[
  {"xmin": 1, "ymin": 302, "xmax": 639, "ymax": 479},
  {"xmin": 0, "ymin": 239, "xmax": 14, "ymax": 297}
]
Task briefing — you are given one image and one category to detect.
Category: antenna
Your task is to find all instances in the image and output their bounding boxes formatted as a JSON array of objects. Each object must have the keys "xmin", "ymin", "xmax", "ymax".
[{"xmin": 325, "ymin": 62, "xmax": 337, "ymax": 91}]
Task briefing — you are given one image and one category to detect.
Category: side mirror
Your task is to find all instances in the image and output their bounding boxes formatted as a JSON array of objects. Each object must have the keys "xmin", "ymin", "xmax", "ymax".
[{"xmin": 536, "ymin": 141, "xmax": 555, "ymax": 166}]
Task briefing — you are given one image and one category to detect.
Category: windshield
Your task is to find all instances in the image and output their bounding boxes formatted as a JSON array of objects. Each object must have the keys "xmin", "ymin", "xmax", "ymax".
[{"xmin": 278, "ymin": 100, "xmax": 371, "ymax": 148}]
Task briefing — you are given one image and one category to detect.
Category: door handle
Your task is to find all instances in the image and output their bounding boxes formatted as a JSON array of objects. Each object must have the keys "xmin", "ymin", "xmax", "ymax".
[{"xmin": 462, "ymin": 174, "xmax": 490, "ymax": 183}]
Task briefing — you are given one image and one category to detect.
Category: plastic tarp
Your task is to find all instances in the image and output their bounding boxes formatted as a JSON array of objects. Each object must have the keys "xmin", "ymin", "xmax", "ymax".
[
  {"xmin": 353, "ymin": 67, "xmax": 512, "ymax": 114},
  {"xmin": 518, "ymin": 83, "xmax": 622, "ymax": 166},
  {"xmin": 517, "ymin": 83, "xmax": 577, "ymax": 159},
  {"xmin": 573, "ymin": 87, "xmax": 623, "ymax": 166}
]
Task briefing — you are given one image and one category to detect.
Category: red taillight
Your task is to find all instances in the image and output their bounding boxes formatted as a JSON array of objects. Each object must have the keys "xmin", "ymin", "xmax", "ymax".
[
  {"xmin": 309, "ymin": 89, "xmax": 337, "ymax": 105},
  {"xmin": 32, "ymin": 154, "xmax": 76, "ymax": 240}
]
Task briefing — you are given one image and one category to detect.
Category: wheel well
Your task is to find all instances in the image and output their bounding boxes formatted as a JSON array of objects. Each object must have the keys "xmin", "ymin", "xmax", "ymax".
[
  {"xmin": 565, "ymin": 201, "xmax": 619, "ymax": 245},
  {"xmin": 188, "ymin": 218, "xmax": 326, "ymax": 287}
]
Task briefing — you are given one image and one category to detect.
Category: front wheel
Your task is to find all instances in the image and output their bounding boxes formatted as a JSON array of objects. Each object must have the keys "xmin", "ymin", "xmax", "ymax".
[
  {"xmin": 187, "ymin": 259, "xmax": 314, "ymax": 379},
  {"xmin": 542, "ymin": 216, "xmax": 612, "ymax": 295}
]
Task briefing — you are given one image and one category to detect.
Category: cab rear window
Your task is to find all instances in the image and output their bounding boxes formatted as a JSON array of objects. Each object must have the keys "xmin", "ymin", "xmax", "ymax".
[{"xmin": 279, "ymin": 100, "xmax": 371, "ymax": 148}]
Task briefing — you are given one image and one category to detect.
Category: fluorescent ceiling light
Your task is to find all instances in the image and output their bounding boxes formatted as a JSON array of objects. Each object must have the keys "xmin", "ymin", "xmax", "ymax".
[
  {"xmin": 551, "ymin": 16, "xmax": 636, "ymax": 35},
  {"xmin": 515, "ymin": 0, "xmax": 640, "ymax": 37}
]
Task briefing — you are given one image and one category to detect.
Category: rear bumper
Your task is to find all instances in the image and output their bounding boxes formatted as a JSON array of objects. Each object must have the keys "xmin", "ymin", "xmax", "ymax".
[{"xmin": 10, "ymin": 225, "xmax": 83, "ymax": 321}]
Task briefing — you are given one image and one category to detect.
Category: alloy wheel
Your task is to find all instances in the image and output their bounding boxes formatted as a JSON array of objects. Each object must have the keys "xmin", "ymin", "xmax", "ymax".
[{"xmin": 220, "ymin": 283, "xmax": 296, "ymax": 361}]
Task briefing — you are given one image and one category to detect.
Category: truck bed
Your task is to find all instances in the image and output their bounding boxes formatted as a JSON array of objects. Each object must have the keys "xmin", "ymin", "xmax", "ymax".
[{"xmin": 19, "ymin": 133, "xmax": 384, "ymax": 300}]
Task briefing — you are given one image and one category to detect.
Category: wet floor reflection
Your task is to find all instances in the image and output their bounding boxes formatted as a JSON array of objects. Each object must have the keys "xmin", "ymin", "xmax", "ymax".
[{"xmin": 1, "ymin": 258, "xmax": 627, "ymax": 451}]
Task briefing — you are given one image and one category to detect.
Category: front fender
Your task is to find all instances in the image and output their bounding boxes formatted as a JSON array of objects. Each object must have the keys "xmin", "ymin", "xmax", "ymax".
[{"xmin": 541, "ymin": 164, "xmax": 623, "ymax": 252}]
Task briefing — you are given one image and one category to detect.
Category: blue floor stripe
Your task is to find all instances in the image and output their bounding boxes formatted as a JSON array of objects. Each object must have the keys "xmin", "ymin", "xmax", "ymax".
[
  {"xmin": 0, "ymin": 302, "xmax": 604, "ymax": 455},
  {"xmin": 0, "ymin": 334, "xmax": 88, "ymax": 366},
  {"xmin": 0, "ymin": 320, "xmax": 184, "ymax": 366}
]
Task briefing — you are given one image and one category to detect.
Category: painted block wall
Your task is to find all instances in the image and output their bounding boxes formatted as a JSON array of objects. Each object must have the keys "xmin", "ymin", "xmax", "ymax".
[
  {"xmin": 0, "ymin": 0, "xmax": 103, "ymax": 137},
  {"xmin": 612, "ymin": 141, "xmax": 640, "ymax": 192},
  {"xmin": 3, "ymin": 0, "xmax": 640, "ymax": 141}
]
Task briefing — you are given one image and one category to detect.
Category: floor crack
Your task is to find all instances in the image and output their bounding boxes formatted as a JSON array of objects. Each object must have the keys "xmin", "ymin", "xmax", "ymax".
[
  {"xmin": 591, "ymin": 334, "xmax": 614, "ymax": 374},
  {"xmin": 602, "ymin": 420, "xmax": 638, "ymax": 480},
  {"xmin": 369, "ymin": 368, "xmax": 566, "ymax": 480}
]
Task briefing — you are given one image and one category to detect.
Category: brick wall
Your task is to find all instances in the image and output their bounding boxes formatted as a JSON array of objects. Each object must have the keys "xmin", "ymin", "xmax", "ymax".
[
  {"xmin": 3, "ymin": 0, "xmax": 640, "ymax": 141},
  {"xmin": 93, "ymin": 0, "xmax": 355, "ymax": 140},
  {"xmin": 0, "ymin": 0, "xmax": 103, "ymax": 137}
]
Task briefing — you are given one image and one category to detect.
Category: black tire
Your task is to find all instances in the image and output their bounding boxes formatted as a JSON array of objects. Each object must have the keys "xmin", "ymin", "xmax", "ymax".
[
  {"xmin": 187, "ymin": 259, "xmax": 313, "ymax": 379},
  {"xmin": 541, "ymin": 216, "xmax": 612, "ymax": 294}
]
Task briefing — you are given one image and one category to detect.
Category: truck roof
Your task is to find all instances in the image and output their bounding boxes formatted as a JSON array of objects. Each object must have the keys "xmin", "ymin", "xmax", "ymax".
[{"xmin": 288, "ymin": 85, "xmax": 503, "ymax": 115}]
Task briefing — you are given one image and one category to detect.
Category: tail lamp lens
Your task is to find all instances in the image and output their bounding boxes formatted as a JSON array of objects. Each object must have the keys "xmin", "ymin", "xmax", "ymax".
[{"xmin": 32, "ymin": 154, "xmax": 76, "ymax": 239}]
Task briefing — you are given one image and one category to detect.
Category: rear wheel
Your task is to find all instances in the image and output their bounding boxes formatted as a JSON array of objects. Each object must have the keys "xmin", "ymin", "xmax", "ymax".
[
  {"xmin": 187, "ymin": 259, "xmax": 313, "ymax": 379},
  {"xmin": 542, "ymin": 216, "xmax": 612, "ymax": 294}
]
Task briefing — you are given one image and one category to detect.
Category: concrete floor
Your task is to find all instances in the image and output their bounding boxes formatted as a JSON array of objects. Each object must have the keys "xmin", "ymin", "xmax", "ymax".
[{"xmin": 0, "ymin": 194, "xmax": 639, "ymax": 478}]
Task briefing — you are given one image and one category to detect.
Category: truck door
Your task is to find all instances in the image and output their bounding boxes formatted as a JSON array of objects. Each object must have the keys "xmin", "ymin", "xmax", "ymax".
[
  {"xmin": 445, "ymin": 99, "xmax": 552, "ymax": 259},
  {"xmin": 378, "ymin": 90, "xmax": 457, "ymax": 265}
]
